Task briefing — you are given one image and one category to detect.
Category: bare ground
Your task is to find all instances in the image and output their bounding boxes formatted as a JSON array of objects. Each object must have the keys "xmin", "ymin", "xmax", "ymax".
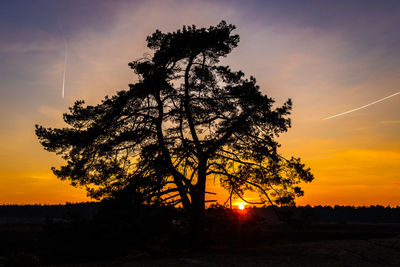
[{"xmin": 52, "ymin": 235, "xmax": 400, "ymax": 267}]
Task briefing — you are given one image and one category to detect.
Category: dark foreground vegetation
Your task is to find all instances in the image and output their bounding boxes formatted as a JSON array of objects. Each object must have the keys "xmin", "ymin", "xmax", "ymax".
[{"xmin": 1, "ymin": 203, "xmax": 400, "ymax": 266}]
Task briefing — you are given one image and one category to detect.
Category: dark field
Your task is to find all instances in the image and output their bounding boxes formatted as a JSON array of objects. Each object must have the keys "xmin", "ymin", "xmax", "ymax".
[{"xmin": 1, "ymin": 204, "xmax": 399, "ymax": 266}]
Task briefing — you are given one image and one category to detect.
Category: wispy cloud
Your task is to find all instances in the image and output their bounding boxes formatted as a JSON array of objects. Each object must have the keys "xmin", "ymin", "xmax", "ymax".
[{"xmin": 380, "ymin": 120, "xmax": 400, "ymax": 124}]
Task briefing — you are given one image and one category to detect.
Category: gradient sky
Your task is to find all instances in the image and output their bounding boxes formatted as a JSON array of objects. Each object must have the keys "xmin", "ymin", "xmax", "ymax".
[{"xmin": 1, "ymin": 0, "xmax": 399, "ymax": 206}]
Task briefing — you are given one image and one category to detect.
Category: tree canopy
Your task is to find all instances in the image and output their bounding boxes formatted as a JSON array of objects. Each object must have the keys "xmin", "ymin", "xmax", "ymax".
[{"xmin": 36, "ymin": 21, "xmax": 313, "ymax": 215}]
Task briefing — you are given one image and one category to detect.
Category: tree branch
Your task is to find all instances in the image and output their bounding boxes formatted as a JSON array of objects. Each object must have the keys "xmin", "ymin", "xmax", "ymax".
[{"xmin": 184, "ymin": 55, "xmax": 202, "ymax": 155}]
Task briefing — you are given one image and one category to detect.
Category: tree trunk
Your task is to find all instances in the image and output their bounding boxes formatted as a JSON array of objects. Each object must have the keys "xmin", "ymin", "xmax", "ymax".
[
  {"xmin": 189, "ymin": 187, "xmax": 206, "ymax": 251},
  {"xmin": 189, "ymin": 163, "xmax": 207, "ymax": 251}
]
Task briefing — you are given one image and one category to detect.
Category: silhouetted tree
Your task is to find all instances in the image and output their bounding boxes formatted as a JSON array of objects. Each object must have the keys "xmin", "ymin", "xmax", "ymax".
[{"xmin": 36, "ymin": 21, "xmax": 313, "ymax": 234}]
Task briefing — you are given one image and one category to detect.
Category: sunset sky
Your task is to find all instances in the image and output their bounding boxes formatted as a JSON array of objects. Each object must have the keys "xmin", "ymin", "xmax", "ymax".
[{"xmin": 1, "ymin": 0, "xmax": 399, "ymax": 206}]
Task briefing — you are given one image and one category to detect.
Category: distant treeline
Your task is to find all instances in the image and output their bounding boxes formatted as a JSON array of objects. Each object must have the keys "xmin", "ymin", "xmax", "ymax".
[
  {"xmin": 250, "ymin": 205, "xmax": 400, "ymax": 224},
  {"xmin": 303, "ymin": 205, "xmax": 400, "ymax": 223},
  {"xmin": 0, "ymin": 202, "xmax": 99, "ymax": 221},
  {"xmin": 0, "ymin": 202, "xmax": 399, "ymax": 224}
]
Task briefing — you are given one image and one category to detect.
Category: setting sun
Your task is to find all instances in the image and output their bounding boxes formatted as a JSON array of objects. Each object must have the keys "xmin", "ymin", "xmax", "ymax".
[{"xmin": 238, "ymin": 203, "xmax": 245, "ymax": 210}]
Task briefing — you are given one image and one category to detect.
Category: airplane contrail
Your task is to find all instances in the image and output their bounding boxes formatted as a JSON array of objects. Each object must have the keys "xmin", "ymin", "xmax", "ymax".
[
  {"xmin": 324, "ymin": 91, "xmax": 400, "ymax": 120},
  {"xmin": 62, "ymin": 44, "xmax": 67, "ymax": 98}
]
